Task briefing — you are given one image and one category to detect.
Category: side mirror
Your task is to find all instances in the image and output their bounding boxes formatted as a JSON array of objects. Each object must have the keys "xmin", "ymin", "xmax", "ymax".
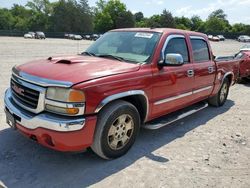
[{"xmin": 159, "ymin": 53, "xmax": 184, "ymax": 66}]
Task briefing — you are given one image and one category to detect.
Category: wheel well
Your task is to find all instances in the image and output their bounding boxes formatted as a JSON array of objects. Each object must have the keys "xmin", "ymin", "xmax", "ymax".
[
  {"xmin": 97, "ymin": 95, "xmax": 148, "ymax": 123},
  {"xmin": 225, "ymin": 74, "xmax": 233, "ymax": 85}
]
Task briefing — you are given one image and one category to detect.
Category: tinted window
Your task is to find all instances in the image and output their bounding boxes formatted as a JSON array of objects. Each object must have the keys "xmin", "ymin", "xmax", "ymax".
[
  {"xmin": 164, "ymin": 38, "xmax": 189, "ymax": 63},
  {"xmin": 191, "ymin": 39, "xmax": 210, "ymax": 62},
  {"xmin": 235, "ymin": 52, "xmax": 244, "ymax": 59}
]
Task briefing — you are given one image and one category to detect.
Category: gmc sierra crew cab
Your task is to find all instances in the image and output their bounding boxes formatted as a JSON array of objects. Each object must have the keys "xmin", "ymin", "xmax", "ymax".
[{"xmin": 4, "ymin": 28, "xmax": 239, "ymax": 159}]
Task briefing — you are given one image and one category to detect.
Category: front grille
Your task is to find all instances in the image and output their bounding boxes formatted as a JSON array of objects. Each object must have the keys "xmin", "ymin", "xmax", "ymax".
[{"xmin": 11, "ymin": 79, "xmax": 40, "ymax": 109}]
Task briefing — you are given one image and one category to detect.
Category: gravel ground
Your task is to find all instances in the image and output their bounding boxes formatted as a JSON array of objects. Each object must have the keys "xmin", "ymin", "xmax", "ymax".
[{"xmin": 0, "ymin": 37, "xmax": 249, "ymax": 188}]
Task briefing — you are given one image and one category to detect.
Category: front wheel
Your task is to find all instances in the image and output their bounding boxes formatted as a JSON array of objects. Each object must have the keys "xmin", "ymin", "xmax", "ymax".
[
  {"xmin": 208, "ymin": 78, "xmax": 230, "ymax": 107},
  {"xmin": 91, "ymin": 100, "xmax": 140, "ymax": 159}
]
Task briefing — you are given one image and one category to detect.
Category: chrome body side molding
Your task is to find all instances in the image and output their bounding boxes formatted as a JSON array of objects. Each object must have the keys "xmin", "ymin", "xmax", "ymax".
[
  {"xmin": 193, "ymin": 86, "xmax": 213, "ymax": 94},
  {"xmin": 154, "ymin": 92, "xmax": 193, "ymax": 105},
  {"xmin": 154, "ymin": 86, "xmax": 213, "ymax": 105}
]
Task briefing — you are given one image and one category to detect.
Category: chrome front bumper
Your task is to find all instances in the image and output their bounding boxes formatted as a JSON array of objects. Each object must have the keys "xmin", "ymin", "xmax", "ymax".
[{"xmin": 4, "ymin": 89, "xmax": 85, "ymax": 132}]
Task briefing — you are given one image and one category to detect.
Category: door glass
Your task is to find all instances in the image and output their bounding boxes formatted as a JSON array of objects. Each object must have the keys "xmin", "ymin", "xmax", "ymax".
[
  {"xmin": 191, "ymin": 39, "xmax": 210, "ymax": 62},
  {"xmin": 164, "ymin": 38, "xmax": 189, "ymax": 63}
]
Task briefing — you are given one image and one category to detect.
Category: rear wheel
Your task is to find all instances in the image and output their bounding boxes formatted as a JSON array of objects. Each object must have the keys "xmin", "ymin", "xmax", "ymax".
[
  {"xmin": 208, "ymin": 78, "xmax": 230, "ymax": 107},
  {"xmin": 91, "ymin": 100, "xmax": 140, "ymax": 159}
]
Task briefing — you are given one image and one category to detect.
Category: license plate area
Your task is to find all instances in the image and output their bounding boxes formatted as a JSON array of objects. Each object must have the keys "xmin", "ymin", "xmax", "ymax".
[{"xmin": 5, "ymin": 108, "xmax": 17, "ymax": 129}]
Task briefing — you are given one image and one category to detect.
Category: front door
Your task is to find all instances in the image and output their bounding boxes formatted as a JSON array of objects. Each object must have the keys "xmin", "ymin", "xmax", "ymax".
[{"xmin": 151, "ymin": 34, "xmax": 195, "ymax": 119}]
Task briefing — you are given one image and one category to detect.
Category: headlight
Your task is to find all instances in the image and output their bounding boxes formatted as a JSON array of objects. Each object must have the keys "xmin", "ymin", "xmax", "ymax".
[
  {"xmin": 46, "ymin": 87, "xmax": 85, "ymax": 103},
  {"xmin": 45, "ymin": 87, "xmax": 85, "ymax": 116},
  {"xmin": 45, "ymin": 104, "xmax": 80, "ymax": 115}
]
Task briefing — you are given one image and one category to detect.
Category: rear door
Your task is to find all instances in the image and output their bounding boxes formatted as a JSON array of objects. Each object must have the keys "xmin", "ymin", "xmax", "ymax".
[{"xmin": 190, "ymin": 36, "xmax": 216, "ymax": 100}]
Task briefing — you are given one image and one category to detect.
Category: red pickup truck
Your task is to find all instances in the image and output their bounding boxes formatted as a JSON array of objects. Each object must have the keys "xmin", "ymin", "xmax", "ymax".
[
  {"xmin": 4, "ymin": 28, "xmax": 239, "ymax": 159},
  {"xmin": 215, "ymin": 47, "xmax": 250, "ymax": 82}
]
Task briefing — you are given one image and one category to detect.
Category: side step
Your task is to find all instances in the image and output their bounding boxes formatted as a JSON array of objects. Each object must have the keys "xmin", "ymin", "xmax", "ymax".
[{"xmin": 143, "ymin": 102, "xmax": 208, "ymax": 130}]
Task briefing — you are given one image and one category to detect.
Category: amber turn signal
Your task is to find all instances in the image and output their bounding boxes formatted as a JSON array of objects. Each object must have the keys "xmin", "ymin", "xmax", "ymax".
[
  {"xmin": 69, "ymin": 90, "xmax": 85, "ymax": 102},
  {"xmin": 46, "ymin": 104, "xmax": 79, "ymax": 115}
]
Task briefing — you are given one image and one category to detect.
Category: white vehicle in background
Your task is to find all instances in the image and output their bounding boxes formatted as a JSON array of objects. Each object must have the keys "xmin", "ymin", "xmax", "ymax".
[
  {"xmin": 24, "ymin": 33, "xmax": 32, "ymax": 39},
  {"xmin": 68, "ymin": 34, "xmax": 75, "ymax": 40},
  {"xmin": 240, "ymin": 44, "xmax": 250, "ymax": 51},
  {"xmin": 238, "ymin": 35, "xmax": 250, "ymax": 42},
  {"xmin": 73, "ymin": 35, "xmax": 82, "ymax": 40},
  {"xmin": 24, "ymin": 32, "xmax": 35, "ymax": 39},
  {"xmin": 217, "ymin": 35, "xmax": 225, "ymax": 41},
  {"xmin": 208, "ymin": 35, "xmax": 213, "ymax": 40}
]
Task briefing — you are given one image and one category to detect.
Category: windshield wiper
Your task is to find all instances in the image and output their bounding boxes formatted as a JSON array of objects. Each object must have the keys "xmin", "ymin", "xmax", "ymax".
[
  {"xmin": 97, "ymin": 54, "xmax": 125, "ymax": 62},
  {"xmin": 81, "ymin": 51, "xmax": 96, "ymax": 56}
]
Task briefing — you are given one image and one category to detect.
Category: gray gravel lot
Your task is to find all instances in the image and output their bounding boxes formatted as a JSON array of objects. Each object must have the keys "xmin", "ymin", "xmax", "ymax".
[{"xmin": 0, "ymin": 37, "xmax": 249, "ymax": 188}]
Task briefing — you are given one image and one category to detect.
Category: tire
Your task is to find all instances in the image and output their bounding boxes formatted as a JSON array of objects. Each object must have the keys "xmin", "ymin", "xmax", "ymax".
[
  {"xmin": 91, "ymin": 100, "xmax": 140, "ymax": 159},
  {"xmin": 243, "ymin": 76, "xmax": 250, "ymax": 82},
  {"xmin": 208, "ymin": 78, "xmax": 230, "ymax": 107}
]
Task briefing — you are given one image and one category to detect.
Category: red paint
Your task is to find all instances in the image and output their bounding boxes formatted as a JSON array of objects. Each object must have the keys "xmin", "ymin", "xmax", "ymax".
[
  {"xmin": 16, "ymin": 116, "xmax": 97, "ymax": 152},
  {"xmin": 239, "ymin": 52, "xmax": 250, "ymax": 78},
  {"xmin": 14, "ymin": 28, "xmax": 239, "ymax": 151}
]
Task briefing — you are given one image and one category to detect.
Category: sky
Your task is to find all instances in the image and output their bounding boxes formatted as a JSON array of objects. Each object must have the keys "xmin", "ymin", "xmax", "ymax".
[{"xmin": 1, "ymin": 0, "xmax": 250, "ymax": 24}]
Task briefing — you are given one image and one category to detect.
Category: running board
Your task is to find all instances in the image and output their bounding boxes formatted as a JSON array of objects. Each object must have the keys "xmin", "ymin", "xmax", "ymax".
[{"xmin": 143, "ymin": 102, "xmax": 208, "ymax": 130}]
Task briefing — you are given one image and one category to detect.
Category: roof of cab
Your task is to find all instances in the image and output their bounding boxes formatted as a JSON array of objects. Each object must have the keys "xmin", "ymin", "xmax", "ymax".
[{"xmin": 111, "ymin": 28, "xmax": 207, "ymax": 38}]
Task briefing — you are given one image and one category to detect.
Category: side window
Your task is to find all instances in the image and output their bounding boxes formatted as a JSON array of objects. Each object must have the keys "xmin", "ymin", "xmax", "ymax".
[
  {"xmin": 164, "ymin": 37, "xmax": 189, "ymax": 63},
  {"xmin": 235, "ymin": 52, "xmax": 244, "ymax": 60},
  {"xmin": 190, "ymin": 39, "xmax": 210, "ymax": 62}
]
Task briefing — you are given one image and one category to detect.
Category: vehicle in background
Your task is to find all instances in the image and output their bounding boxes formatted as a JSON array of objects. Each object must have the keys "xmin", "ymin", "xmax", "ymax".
[
  {"xmin": 217, "ymin": 35, "xmax": 225, "ymax": 41},
  {"xmin": 68, "ymin": 34, "xmax": 75, "ymax": 40},
  {"xmin": 238, "ymin": 35, "xmax": 250, "ymax": 42},
  {"xmin": 4, "ymin": 28, "xmax": 239, "ymax": 159},
  {"xmin": 216, "ymin": 46, "xmax": 250, "ymax": 82},
  {"xmin": 24, "ymin": 32, "xmax": 35, "ymax": 39},
  {"xmin": 212, "ymin": 36, "xmax": 220, "ymax": 42},
  {"xmin": 83, "ymin": 35, "xmax": 91, "ymax": 40},
  {"xmin": 208, "ymin": 35, "xmax": 213, "ymax": 40},
  {"xmin": 208, "ymin": 35, "xmax": 220, "ymax": 42},
  {"xmin": 35, "ymin": 32, "xmax": 46, "ymax": 39},
  {"xmin": 24, "ymin": 33, "xmax": 33, "ymax": 39},
  {"xmin": 73, "ymin": 35, "xmax": 82, "ymax": 40},
  {"xmin": 240, "ymin": 44, "xmax": 250, "ymax": 51},
  {"xmin": 64, "ymin": 33, "xmax": 69, "ymax": 39},
  {"xmin": 236, "ymin": 48, "xmax": 250, "ymax": 81},
  {"xmin": 91, "ymin": 34, "xmax": 100, "ymax": 41}
]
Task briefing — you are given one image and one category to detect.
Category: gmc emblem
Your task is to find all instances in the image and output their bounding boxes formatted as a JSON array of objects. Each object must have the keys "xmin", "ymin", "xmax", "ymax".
[{"xmin": 12, "ymin": 83, "xmax": 25, "ymax": 96}]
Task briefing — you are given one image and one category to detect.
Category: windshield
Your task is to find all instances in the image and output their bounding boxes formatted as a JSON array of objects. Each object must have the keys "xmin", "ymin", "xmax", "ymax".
[
  {"xmin": 242, "ymin": 44, "xmax": 250, "ymax": 48},
  {"xmin": 241, "ymin": 35, "xmax": 250, "ymax": 38},
  {"xmin": 84, "ymin": 31, "xmax": 161, "ymax": 63}
]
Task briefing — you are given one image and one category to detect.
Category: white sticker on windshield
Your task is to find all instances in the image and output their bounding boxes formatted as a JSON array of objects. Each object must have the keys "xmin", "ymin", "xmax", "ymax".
[{"xmin": 135, "ymin": 32, "xmax": 153, "ymax": 39}]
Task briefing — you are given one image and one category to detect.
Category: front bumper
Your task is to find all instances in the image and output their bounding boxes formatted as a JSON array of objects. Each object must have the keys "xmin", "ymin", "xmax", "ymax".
[{"xmin": 4, "ymin": 88, "xmax": 97, "ymax": 151}]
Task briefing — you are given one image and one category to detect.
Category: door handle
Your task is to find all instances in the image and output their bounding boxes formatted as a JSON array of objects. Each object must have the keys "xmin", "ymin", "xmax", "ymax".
[
  {"xmin": 187, "ymin": 70, "xmax": 194, "ymax": 77},
  {"xmin": 208, "ymin": 66, "xmax": 214, "ymax": 73}
]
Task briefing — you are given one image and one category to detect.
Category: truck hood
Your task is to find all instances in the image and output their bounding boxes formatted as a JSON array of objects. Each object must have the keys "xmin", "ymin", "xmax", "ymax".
[{"xmin": 16, "ymin": 55, "xmax": 140, "ymax": 85}]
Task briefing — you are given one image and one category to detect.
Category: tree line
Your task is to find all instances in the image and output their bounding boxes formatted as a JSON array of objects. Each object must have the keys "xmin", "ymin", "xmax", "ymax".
[{"xmin": 0, "ymin": 0, "xmax": 250, "ymax": 37}]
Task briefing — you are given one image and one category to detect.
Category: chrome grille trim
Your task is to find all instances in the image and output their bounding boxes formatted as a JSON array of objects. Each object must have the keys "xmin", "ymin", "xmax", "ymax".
[{"xmin": 11, "ymin": 75, "xmax": 46, "ymax": 114}]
